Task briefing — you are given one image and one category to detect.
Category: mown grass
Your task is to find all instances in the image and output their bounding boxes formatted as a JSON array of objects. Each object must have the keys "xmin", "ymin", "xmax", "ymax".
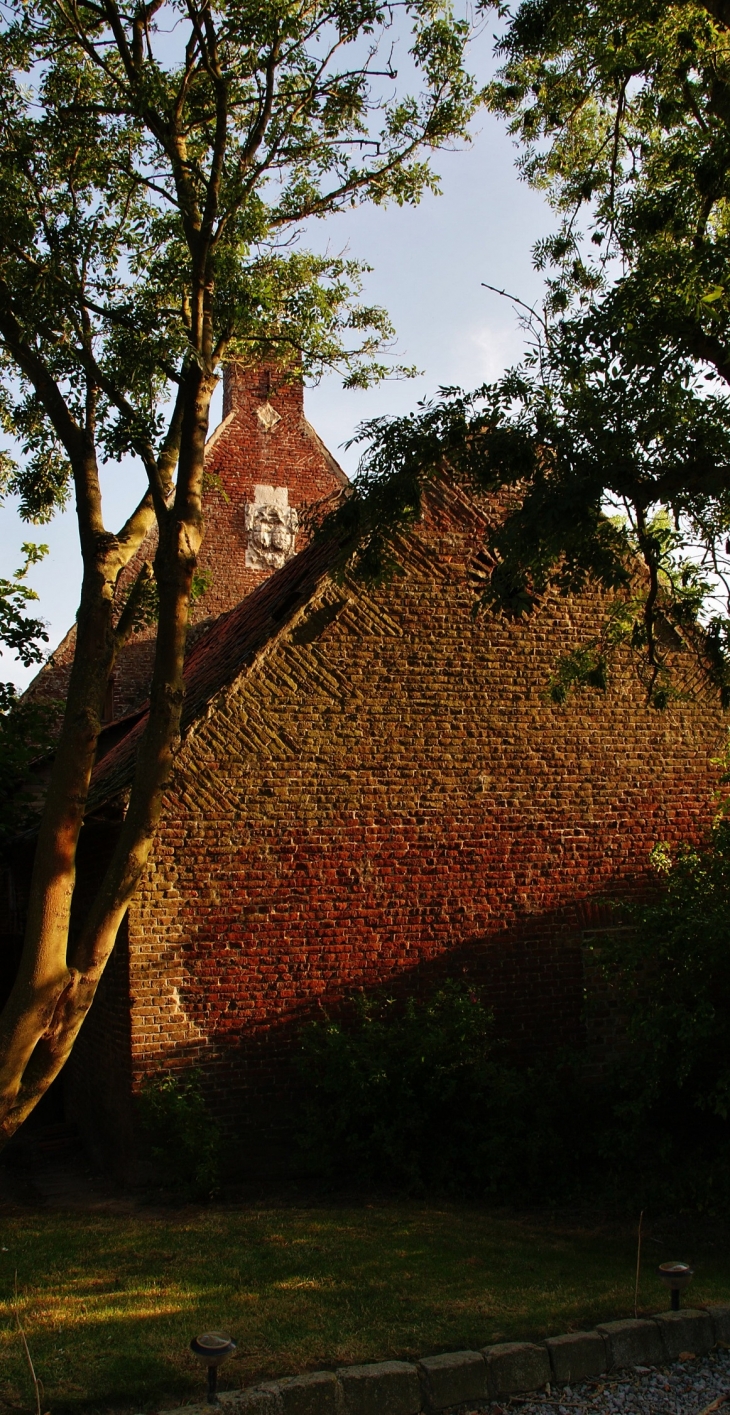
[{"xmin": 0, "ymin": 1203, "xmax": 728, "ymax": 1414}]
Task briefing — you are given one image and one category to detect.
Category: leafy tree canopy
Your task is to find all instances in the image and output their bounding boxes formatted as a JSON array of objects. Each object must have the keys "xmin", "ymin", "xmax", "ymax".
[
  {"xmin": 326, "ymin": 346, "xmax": 730, "ymax": 705},
  {"xmin": 0, "ymin": 0, "xmax": 481, "ymax": 1140},
  {"xmin": 0, "ymin": 0, "xmax": 479, "ymax": 528},
  {"xmin": 487, "ymin": 0, "xmax": 730, "ymax": 351},
  {"xmin": 0, "ymin": 543, "xmax": 59, "ymax": 843},
  {"xmin": 0, "ymin": 542, "xmax": 48, "ymax": 670},
  {"xmin": 327, "ymin": 1, "xmax": 730, "ymax": 707}
]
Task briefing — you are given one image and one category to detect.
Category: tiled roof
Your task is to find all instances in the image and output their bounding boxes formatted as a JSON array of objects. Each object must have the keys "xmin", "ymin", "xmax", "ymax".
[{"xmin": 87, "ymin": 531, "xmax": 343, "ymax": 812}]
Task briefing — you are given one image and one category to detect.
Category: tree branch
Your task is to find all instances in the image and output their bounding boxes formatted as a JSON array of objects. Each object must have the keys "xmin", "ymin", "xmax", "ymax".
[
  {"xmin": 114, "ymin": 559, "xmax": 153, "ymax": 645},
  {"xmin": 0, "ymin": 281, "xmax": 84, "ymax": 464}
]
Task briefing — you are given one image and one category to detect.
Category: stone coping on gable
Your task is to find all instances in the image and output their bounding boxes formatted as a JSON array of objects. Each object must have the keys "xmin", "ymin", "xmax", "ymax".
[{"xmin": 159, "ymin": 1306, "xmax": 730, "ymax": 1415}]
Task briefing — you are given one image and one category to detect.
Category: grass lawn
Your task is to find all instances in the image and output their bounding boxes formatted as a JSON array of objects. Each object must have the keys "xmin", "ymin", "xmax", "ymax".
[{"xmin": 0, "ymin": 1202, "xmax": 728, "ymax": 1414}]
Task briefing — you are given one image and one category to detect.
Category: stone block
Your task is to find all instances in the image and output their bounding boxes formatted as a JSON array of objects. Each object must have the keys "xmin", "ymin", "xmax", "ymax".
[
  {"xmin": 417, "ymin": 1350, "xmax": 487, "ymax": 1410},
  {"xmin": 483, "ymin": 1342, "xmax": 550, "ymax": 1397},
  {"xmin": 220, "ymin": 1390, "xmax": 283, "ymax": 1415},
  {"xmin": 706, "ymin": 1305, "xmax": 730, "ymax": 1346},
  {"xmin": 159, "ymin": 1406, "xmax": 209, "ymax": 1415},
  {"xmin": 595, "ymin": 1318, "xmax": 665, "ymax": 1370},
  {"xmin": 651, "ymin": 1310, "xmax": 714, "ymax": 1360},
  {"xmin": 544, "ymin": 1331, "xmax": 608, "ymax": 1384},
  {"xmin": 337, "ymin": 1362, "xmax": 421, "ymax": 1415},
  {"xmin": 256, "ymin": 1372, "xmax": 340, "ymax": 1415}
]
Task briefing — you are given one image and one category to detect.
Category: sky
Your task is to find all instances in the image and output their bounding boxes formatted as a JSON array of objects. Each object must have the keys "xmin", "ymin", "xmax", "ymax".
[{"xmin": 0, "ymin": 23, "xmax": 556, "ymax": 692}]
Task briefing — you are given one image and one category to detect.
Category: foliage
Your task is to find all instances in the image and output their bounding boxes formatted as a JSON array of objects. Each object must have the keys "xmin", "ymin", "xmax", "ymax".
[
  {"xmin": 473, "ymin": 0, "xmax": 730, "ymax": 693},
  {"xmin": 0, "ymin": 0, "xmax": 482, "ymax": 1140},
  {"xmin": 469, "ymin": 0, "xmax": 730, "ymax": 1186},
  {"xmin": 321, "ymin": 1, "xmax": 730, "ymax": 706},
  {"xmin": 298, "ymin": 982, "xmax": 595, "ymax": 1201},
  {"xmin": 298, "ymin": 896, "xmax": 730, "ymax": 1212},
  {"xmin": 485, "ymin": 0, "xmax": 730, "ymax": 348},
  {"xmin": 138, "ymin": 1068, "xmax": 220, "ymax": 1201},
  {"xmin": 548, "ymin": 644, "xmax": 607, "ymax": 704},
  {"xmin": 602, "ymin": 823, "xmax": 730, "ymax": 1093},
  {"xmin": 0, "ymin": 542, "xmax": 59, "ymax": 845},
  {"xmin": 0, "ymin": 686, "xmax": 61, "ymax": 846},
  {"xmin": 554, "ymin": 826, "xmax": 730, "ymax": 1210},
  {"xmin": 322, "ymin": 344, "xmax": 730, "ymax": 705},
  {"xmin": 0, "ymin": 544, "xmax": 48, "ymax": 669},
  {"xmin": 0, "ymin": 0, "xmax": 480, "ymax": 501}
]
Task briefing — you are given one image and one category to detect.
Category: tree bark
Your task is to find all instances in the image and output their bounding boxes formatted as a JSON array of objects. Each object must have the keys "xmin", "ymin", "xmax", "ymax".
[{"xmin": 0, "ymin": 371, "xmax": 211, "ymax": 1142}]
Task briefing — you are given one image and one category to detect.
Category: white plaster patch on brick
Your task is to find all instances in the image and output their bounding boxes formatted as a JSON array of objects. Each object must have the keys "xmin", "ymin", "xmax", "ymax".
[
  {"xmin": 244, "ymin": 484, "xmax": 298, "ymax": 569},
  {"xmin": 256, "ymin": 401, "xmax": 282, "ymax": 431}
]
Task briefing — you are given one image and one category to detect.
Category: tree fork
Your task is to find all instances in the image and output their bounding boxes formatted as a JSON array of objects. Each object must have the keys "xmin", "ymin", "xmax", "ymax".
[
  {"xmin": 0, "ymin": 552, "xmax": 119, "ymax": 1118},
  {"xmin": 0, "ymin": 0, "xmax": 477, "ymax": 1144},
  {"xmin": 0, "ymin": 383, "xmax": 212, "ymax": 1145}
]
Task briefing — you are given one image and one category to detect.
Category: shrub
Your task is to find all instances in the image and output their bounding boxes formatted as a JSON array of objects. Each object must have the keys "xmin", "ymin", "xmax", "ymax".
[
  {"xmin": 608, "ymin": 832, "xmax": 730, "ymax": 1120},
  {"xmin": 297, "ymin": 982, "xmax": 596, "ymax": 1202},
  {"xmin": 0, "ymin": 686, "xmax": 62, "ymax": 846},
  {"xmin": 297, "ymin": 846, "xmax": 730, "ymax": 1213},
  {"xmin": 594, "ymin": 829, "xmax": 730, "ymax": 1209},
  {"xmin": 138, "ymin": 1068, "xmax": 220, "ymax": 1201}
]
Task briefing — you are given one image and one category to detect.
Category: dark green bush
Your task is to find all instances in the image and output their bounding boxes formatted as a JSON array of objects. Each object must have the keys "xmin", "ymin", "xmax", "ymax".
[
  {"xmin": 609, "ymin": 832, "xmax": 730, "ymax": 1121},
  {"xmin": 593, "ymin": 829, "xmax": 730, "ymax": 1210},
  {"xmin": 297, "ymin": 826, "xmax": 730, "ymax": 1213},
  {"xmin": 0, "ymin": 685, "xmax": 62, "ymax": 846},
  {"xmin": 297, "ymin": 982, "xmax": 597, "ymax": 1202},
  {"xmin": 138, "ymin": 1068, "xmax": 220, "ymax": 1201}
]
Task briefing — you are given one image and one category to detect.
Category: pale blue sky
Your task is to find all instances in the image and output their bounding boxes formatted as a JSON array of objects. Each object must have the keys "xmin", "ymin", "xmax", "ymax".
[{"xmin": 0, "ymin": 29, "xmax": 555, "ymax": 690}]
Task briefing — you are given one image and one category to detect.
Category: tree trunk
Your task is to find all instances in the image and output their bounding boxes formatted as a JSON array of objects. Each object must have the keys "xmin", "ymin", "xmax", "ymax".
[{"xmin": 0, "ymin": 371, "xmax": 213, "ymax": 1144}]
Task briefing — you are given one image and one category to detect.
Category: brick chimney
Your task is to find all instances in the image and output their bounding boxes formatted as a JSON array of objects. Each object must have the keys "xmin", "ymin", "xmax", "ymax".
[
  {"xmin": 222, "ymin": 360, "xmax": 304, "ymax": 422},
  {"xmin": 189, "ymin": 358, "xmax": 345, "ymax": 622},
  {"xmin": 25, "ymin": 361, "xmax": 346, "ymax": 723}
]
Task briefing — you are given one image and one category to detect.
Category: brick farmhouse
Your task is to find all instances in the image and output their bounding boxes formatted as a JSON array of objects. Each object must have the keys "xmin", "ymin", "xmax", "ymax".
[{"xmin": 2, "ymin": 364, "xmax": 726, "ymax": 1175}]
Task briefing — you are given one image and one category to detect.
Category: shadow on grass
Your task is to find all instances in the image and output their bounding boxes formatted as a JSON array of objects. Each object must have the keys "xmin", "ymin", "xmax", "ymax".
[{"xmin": 0, "ymin": 1203, "xmax": 728, "ymax": 1414}]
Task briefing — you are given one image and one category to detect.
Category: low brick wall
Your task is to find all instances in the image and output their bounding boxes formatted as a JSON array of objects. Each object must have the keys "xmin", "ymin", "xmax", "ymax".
[{"xmin": 164, "ymin": 1306, "xmax": 730, "ymax": 1415}]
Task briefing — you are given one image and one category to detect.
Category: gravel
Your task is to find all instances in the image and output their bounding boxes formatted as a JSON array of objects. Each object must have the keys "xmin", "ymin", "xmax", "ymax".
[{"xmin": 479, "ymin": 1349, "xmax": 730, "ymax": 1415}]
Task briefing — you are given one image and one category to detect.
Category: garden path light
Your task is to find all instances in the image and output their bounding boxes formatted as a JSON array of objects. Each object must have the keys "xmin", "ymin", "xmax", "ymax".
[
  {"xmin": 658, "ymin": 1263, "xmax": 694, "ymax": 1312},
  {"xmin": 190, "ymin": 1332, "xmax": 236, "ymax": 1404}
]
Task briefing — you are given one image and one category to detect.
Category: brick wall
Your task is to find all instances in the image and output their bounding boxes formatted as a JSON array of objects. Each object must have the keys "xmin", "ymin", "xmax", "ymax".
[
  {"xmin": 63, "ymin": 820, "xmax": 136, "ymax": 1173},
  {"xmin": 106, "ymin": 481, "xmax": 726, "ymax": 1173},
  {"xmin": 26, "ymin": 362, "xmax": 346, "ymax": 720}
]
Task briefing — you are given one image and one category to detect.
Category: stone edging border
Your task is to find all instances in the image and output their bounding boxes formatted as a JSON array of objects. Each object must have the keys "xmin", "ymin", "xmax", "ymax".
[{"xmin": 164, "ymin": 1306, "xmax": 730, "ymax": 1415}]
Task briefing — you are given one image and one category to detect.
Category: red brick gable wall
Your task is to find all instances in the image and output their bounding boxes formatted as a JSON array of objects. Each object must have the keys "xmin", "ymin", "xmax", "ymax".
[
  {"xmin": 70, "ymin": 479, "xmax": 724, "ymax": 1173},
  {"xmin": 25, "ymin": 363, "xmax": 347, "ymax": 720},
  {"xmin": 191, "ymin": 364, "xmax": 345, "ymax": 625}
]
